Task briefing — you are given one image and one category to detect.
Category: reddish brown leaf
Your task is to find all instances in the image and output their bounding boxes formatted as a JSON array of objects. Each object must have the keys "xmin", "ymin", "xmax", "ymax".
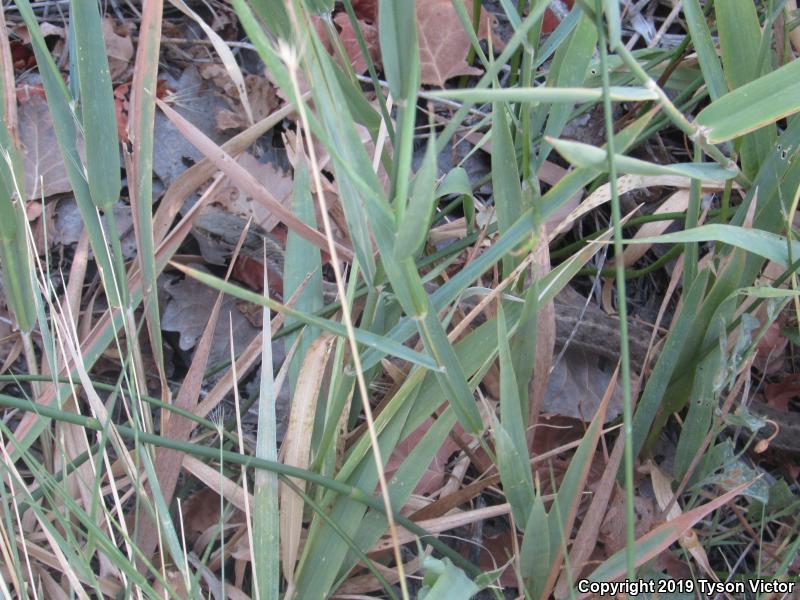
[
  {"xmin": 417, "ymin": 0, "xmax": 488, "ymax": 87},
  {"xmin": 764, "ymin": 374, "xmax": 800, "ymax": 412},
  {"xmin": 334, "ymin": 13, "xmax": 380, "ymax": 74},
  {"xmin": 351, "ymin": 0, "xmax": 378, "ymax": 22}
]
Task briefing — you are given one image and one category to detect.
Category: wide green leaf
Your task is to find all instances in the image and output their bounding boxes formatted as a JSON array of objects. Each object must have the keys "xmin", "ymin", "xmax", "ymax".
[
  {"xmin": 695, "ymin": 59, "xmax": 800, "ymax": 144},
  {"xmin": 629, "ymin": 224, "xmax": 800, "ymax": 268}
]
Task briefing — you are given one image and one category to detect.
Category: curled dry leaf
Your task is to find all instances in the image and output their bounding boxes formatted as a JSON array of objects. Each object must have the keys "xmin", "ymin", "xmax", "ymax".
[{"xmin": 339, "ymin": 0, "xmax": 496, "ymax": 86}]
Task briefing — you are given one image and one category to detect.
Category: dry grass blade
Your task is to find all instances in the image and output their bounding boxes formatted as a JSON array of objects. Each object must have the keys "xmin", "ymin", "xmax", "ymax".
[
  {"xmin": 648, "ymin": 462, "xmax": 719, "ymax": 581},
  {"xmin": 611, "ymin": 190, "xmax": 691, "ymax": 268},
  {"xmin": 554, "ymin": 419, "xmax": 626, "ymax": 597},
  {"xmin": 127, "ymin": 0, "xmax": 167, "ymax": 398},
  {"xmin": 370, "ymin": 503, "xmax": 513, "ymax": 552},
  {"xmin": 581, "ymin": 480, "xmax": 754, "ymax": 592},
  {"xmin": 135, "ymin": 220, "xmax": 254, "ymax": 562},
  {"xmin": 182, "ymin": 455, "xmax": 253, "ymax": 514},
  {"xmin": 169, "ymin": 0, "xmax": 254, "ymax": 125},
  {"xmin": 280, "ymin": 335, "xmax": 334, "ymax": 590},
  {"xmin": 528, "ymin": 228, "xmax": 554, "ymax": 430}
]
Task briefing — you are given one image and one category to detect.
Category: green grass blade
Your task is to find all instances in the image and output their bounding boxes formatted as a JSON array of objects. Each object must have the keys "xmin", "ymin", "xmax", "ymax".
[
  {"xmin": 419, "ymin": 556, "xmax": 479, "ymax": 598},
  {"xmin": 348, "ymin": 408, "xmax": 459, "ymax": 573},
  {"xmin": 378, "ymin": 0, "xmax": 419, "ymax": 103},
  {"xmin": 69, "ymin": 0, "xmax": 121, "ymax": 212},
  {"xmin": 284, "ymin": 158, "xmax": 323, "ymax": 392},
  {"xmin": 520, "ymin": 490, "xmax": 550, "ymax": 599},
  {"xmin": 378, "ymin": 0, "xmax": 418, "ymax": 213},
  {"xmin": 15, "ymin": 0, "xmax": 124, "ymax": 308},
  {"xmin": 491, "ymin": 102, "xmax": 524, "ymax": 276},
  {"xmin": 533, "ymin": 11, "xmax": 598, "ymax": 169},
  {"xmin": 630, "ymin": 269, "xmax": 710, "ymax": 459},
  {"xmin": 253, "ymin": 274, "xmax": 279, "ymax": 600},
  {"xmin": 681, "ymin": 0, "xmax": 726, "ymax": 101},
  {"xmin": 548, "ymin": 136, "xmax": 738, "ymax": 180},
  {"xmin": 432, "ymin": 86, "xmax": 658, "ymax": 103},
  {"xmin": 394, "ymin": 127, "xmax": 437, "ymax": 261},
  {"xmin": 602, "ymin": 0, "xmax": 620, "ymax": 47},
  {"xmin": 715, "ymin": 0, "xmax": 775, "ymax": 177},
  {"xmin": 495, "ymin": 304, "xmax": 533, "ymax": 526},
  {"xmin": 629, "ymin": 224, "xmax": 800, "ymax": 268},
  {"xmin": 0, "ymin": 61, "xmax": 36, "ymax": 333}
]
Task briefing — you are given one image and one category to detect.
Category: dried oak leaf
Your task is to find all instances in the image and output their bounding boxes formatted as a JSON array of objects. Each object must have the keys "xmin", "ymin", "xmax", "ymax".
[{"xmin": 417, "ymin": 0, "xmax": 494, "ymax": 87}]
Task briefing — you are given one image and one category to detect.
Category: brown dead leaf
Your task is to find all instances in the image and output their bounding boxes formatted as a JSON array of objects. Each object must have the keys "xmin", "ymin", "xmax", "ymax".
[
  {"xmin": 417, "ymin": 0, "xmax": 494, "ymax": 87},
  {"xmin": 18, "ymin": 94, "xmax": 74, "ymax": 200},
  {"xmin": 101, "ymin": 18, "xmax": 134, "ymax": 80},
  {"xmin": 764, "ymin": 374, "xmax": 800, "ymax": 412},
  {"xmin": 545, "ymin": 346, "xmax": 624, "ymax": 422},
  {"xmin": 181, "ymin": 488, "xmax": 227, "ymax": 544},
  {"xmin": 334, "ymin": 13, "xmax": 380, "ymax": 74},
  {"xmin": 754, "ymin": 321, "xmax": 788, "ymax": 374},
  {"xmin": 12, "ymin": 22, "xmax": 65, "ymax": 45}
]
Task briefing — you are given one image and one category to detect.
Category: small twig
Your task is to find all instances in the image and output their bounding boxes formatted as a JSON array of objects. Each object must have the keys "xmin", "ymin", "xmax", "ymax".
[
  {"xmin": 354, "ymin": 73, "xmax": 491, "ymax": 119},
  {"xmin": 649, "ymin": 1, "xmax": 684, "ymax": 48}
]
